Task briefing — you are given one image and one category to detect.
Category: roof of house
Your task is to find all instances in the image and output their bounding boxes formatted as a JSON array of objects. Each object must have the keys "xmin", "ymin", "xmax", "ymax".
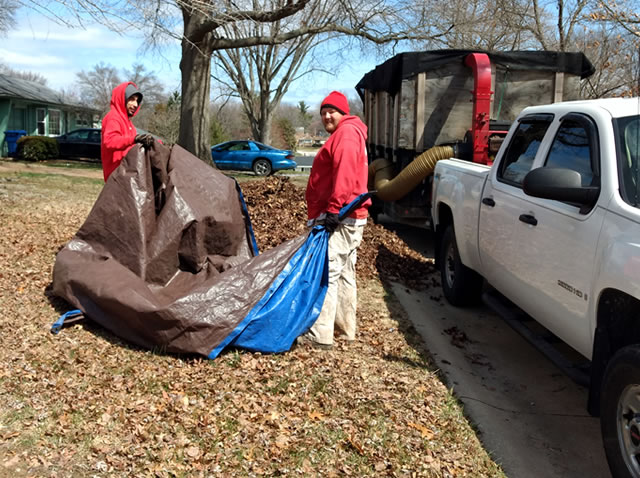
[{"xmin": 0, "ymin": 73, "xmax": 96, "ymax": 111}]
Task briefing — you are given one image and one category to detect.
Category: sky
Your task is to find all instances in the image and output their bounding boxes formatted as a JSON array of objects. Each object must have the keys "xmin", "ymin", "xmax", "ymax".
[{"xmin": 2, "ymin": 8, "xmax": 379, "ymax": 108}]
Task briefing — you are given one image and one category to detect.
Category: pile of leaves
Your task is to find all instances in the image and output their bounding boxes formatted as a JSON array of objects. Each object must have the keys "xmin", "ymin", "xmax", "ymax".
[
  {"xmin": 242, "ymin": 177, "xmax": 437, "ymax": 290},
  {"xmin": 0, "ymin": 170, "xmax": 503, "ymax": 477}
]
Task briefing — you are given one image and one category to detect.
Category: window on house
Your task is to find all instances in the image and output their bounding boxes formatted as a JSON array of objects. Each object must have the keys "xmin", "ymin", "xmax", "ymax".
[
  {"xmin": 75, "ymin": 112, "xmax": 89, "ymax": 127},
  {"xmin": 37, "ymin": 108, "xmax": 46, "ymax": 135},
  {"xmin": 9, "ymin": 108, "xmax": 26, "ymax": 130},
  {"xmin": 48, "ymin": 109, "xmax": 61, "ymax": 135}
]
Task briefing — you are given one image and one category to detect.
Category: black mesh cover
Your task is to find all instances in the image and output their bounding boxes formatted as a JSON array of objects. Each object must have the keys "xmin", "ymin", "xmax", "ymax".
[{"xmin": 356, "ymin": 50, "xmax": 595, "ymax": 98}]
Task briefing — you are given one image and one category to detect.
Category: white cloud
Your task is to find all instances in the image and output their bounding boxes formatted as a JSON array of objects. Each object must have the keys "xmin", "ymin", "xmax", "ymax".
[
  {"xmin": 0, "ymin": 48, "xmax": 65, "ymax": 67},
  {"xmin": 10, "ymin": 24, "xmax": 138, "ymax": 50},
  {"xmin": 2, "ymin": 12, "xmax": 172, "ymax": 90}
]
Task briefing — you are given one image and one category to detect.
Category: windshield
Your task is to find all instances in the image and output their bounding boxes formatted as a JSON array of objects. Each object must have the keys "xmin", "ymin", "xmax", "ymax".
[{"xmin": 616, "ymin": 115, "xmax": 640, "ymax": 207}]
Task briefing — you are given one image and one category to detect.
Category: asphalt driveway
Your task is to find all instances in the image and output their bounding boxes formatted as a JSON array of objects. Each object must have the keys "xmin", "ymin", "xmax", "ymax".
[{"xmin": 381, "ymin": 216, "xmax": 611, "ymax": 478}]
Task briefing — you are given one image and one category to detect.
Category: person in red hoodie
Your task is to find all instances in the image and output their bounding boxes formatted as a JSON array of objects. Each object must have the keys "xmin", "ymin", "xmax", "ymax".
[
  {"xmin": 300, "ymin": 91, "xmax": 371, "ymax": 349},
  {"xmin": 100, "ymin": 82, "xmax": 153, "ymax": 181}
]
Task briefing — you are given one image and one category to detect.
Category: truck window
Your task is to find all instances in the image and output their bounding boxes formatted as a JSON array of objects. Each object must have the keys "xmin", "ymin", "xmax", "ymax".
[
  {"xmin": 544, "ymin": 119, "xmax": 595, "ymax": 187},
  {"xmin": 615, "ymin": 115, "xmax": 640, "ymax": 207},
  {"xmin": 499, "ymin": 117, "xmax": 552, "ymax": 187}
]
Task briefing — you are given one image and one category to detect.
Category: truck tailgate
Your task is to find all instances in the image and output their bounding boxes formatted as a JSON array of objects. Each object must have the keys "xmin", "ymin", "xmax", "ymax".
[{"xmin": 433, "ymin": 158, "xmax": 491, "ymax": 272}]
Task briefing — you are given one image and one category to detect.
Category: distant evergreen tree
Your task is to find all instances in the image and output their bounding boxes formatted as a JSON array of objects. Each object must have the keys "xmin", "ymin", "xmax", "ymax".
[
  {"xmin": 277, "ymin": 118, "xmax": 297, "ymax": 152},
  {"xmin": 297, "ymin": 101, "xmax": 312, "ymax": 132},
  {"xmin": 210, "ymin": 116, "xmax": 229, "ymax": 146}
]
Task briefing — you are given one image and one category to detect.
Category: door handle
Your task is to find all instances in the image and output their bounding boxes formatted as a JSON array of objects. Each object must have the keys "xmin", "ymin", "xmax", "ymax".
[
  {"xmin": 482, "ymin": 197, "xmax": 495, "ymax": 207},
  {"xmin": 519, "ymin": 214, "xmax": 538, "ymax": 226}
]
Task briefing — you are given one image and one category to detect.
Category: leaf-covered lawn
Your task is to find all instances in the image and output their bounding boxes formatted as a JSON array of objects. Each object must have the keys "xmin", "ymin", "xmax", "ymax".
[{"xmin": 0, "ymin": 169, "xmax": 504, "ymax": 477}]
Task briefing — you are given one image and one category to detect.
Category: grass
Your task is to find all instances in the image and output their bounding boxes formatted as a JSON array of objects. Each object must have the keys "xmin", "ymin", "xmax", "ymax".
[
  {"xmin": 41, "ymin": 159, "xmax": 102, "ymax": 169},
  {"xmin": 3, "ymin": 158, "xmax": 101, "ymax": 169},
  {"xmin": 0, "ymin": 166, "xmax": 505, "ymax": 477},
  {"xmin": 6, "ymin": 170, "xmax": 103, "ymax": 186}
]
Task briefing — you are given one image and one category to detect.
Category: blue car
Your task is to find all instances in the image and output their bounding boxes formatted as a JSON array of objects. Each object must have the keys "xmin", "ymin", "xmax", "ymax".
[{"xmin": 210, "ymin": 140, "xmax": 297, "ymax": 176}]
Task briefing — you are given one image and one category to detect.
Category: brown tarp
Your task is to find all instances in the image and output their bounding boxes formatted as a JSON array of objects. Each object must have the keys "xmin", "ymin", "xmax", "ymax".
[{"xmin": 52, "ymin": 142, "xmax": 307, "ymax": 357}]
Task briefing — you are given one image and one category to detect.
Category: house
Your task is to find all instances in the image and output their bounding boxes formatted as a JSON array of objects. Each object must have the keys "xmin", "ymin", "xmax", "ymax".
[
  {"xmin": 297, "ymin": 137, "xmax": 313, "ymax": 147},
  {"xmin": 0, "ymin": 74, "xmax": 99, "ymax": 156}
]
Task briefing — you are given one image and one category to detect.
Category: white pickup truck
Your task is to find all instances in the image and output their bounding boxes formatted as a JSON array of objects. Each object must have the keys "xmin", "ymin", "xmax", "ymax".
[{"xmin": 431, "ymin": 98, "xmax": 640, "ymax": 478}]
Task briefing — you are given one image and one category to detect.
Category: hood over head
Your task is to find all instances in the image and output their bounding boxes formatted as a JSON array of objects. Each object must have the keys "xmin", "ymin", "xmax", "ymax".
[
  {"xmin": 110, "ymin": 82, "xmax": 142, "ymax": 118},
  {"xmin": 336, "ymin": 114, "xmax": 367, "ymax": 137},
  {"xmin": 125, "ymin": 84, "xmax": 143, "ymax": 105}
]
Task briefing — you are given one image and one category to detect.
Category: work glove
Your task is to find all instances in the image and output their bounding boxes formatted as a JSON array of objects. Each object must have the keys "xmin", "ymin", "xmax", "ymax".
[
  {"xmin": 324, "ymin": 212, "xmax": 340, "ymax": 233},
  {"xmin": 134, "ymin": 133, "xmax": 154, "ymax": 148}
]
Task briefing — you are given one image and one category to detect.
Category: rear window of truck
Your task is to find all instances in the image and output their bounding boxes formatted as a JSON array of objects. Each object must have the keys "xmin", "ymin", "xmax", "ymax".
[
  {"xmin": 616, "ymin": 115, "xmax": 640, "ymax": 207},
  {"xmin": 498, "ymin": 114, "xmax": 554, "ymax": 187}
]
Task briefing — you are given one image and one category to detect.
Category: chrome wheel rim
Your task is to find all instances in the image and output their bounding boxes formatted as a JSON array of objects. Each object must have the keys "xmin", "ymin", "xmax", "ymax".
[
  {"xmin": 617, "ymin": 384, "xmax": 640, "ymax": 475},
  {"xmin": 254, "ymin": 161, "xmax": 270, "ymax": 175}
]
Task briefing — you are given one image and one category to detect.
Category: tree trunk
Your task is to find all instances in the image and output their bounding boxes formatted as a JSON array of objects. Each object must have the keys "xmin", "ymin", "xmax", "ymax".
[
  {"xmin": 262, "ymin": 121, "xmax": 271, "ymax": 145},
  {"xmin": 261, "ymin": 94, "xmax": 272, "ymax": 144},
  {"xmin": 253, "ymin": 95, "xmax": 273, "ymax": 144},
  {"xmin": 257, "ymin": 115, "xmax": 271, "ymax": 144},
  {"xmin": 179, "ymin": 9, "xmax": 216, "ymax": 165}
]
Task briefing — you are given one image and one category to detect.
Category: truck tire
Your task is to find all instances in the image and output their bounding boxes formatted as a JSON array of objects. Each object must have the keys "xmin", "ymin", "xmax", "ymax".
[
  {"xmin": 368, "ymin": 198, "xmax": 383, "ymax": 224},
  {"xmin": 601, "ymin": 345, "xmax": 640, "ymax": 478},
  {"xmin": 439, "ymin": 225, "xmax": 482, "ymax": 306}
]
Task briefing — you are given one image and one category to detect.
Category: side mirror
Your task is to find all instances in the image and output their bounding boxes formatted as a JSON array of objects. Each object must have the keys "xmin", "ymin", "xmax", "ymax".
[{"xmin": 523, "ymin": 167, "xmax": 599, "ymax": 206}]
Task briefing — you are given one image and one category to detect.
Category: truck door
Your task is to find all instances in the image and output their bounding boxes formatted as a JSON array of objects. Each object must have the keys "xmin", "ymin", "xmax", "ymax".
[
  {"xmin": 508, "ymin": 113, "xmax": 605, "ymax": 355},
  {"xmin": 478, "ymin": 114, "xmax": 554, "ymax": 300}
]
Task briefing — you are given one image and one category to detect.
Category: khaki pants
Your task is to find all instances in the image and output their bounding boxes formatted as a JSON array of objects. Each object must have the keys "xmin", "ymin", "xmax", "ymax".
[{"xmin": 308, "ymin": 224, "xmax": 364, "ymax": 345}]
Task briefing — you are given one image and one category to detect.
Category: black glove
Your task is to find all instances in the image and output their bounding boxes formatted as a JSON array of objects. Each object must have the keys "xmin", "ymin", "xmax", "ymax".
[
  {"xmin": 134, "ymin": 133, "xmax": 154, "ymax": 148},
  {"xmin": 324, "ymin": 212, "xmax": 340, "ymax": 233}
]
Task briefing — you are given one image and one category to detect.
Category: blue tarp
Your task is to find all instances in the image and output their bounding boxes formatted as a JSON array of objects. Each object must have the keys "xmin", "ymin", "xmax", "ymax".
[
  {"xmin": 209, "ymin": 225, "xmax": 328, "ymax": 358},
  {"xmin": 220, "ymin": 193, "xmax": 372, "ymax": 356}
]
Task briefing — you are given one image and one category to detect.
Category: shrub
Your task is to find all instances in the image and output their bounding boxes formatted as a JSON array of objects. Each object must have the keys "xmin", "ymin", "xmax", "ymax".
[
  {"xmin": 16, "ymin": 136, "xmax": 58, "ymax": 162},
  {"xmin": 274, "ymin": 118, "xmax": 297, "ymax": 152}
]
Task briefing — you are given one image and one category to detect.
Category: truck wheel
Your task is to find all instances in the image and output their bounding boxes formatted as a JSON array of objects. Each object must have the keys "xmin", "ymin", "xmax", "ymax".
[
  {"xmin": 439, "ymin": 225, "xmax": 482, "ymax": 306},
  {"xmin": 601, "ymin": 345, "xmax": 640, "ymax": 478}
]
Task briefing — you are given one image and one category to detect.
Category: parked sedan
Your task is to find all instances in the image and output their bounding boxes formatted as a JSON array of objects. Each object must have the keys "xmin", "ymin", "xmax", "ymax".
[
  {"xmin": 55, "ymin": 128, "xmax": 162, "ymax": 161},
  {"xmin": 55, "ymin": 128, "xmax": 101, "ymax": 160},
  {"xmin": 210, "ymin": 140, "xmax": 297, "ymax": 176}
]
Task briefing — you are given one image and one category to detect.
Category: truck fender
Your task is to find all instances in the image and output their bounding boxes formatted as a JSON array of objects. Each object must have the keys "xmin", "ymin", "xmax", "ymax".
[
  {"xmin": 432, "ymin": 165, "xmax": 487, "ymax": 274},
  {"xmin": 589, "ymin": 289, "xmax": 640, "ymax": 416}
]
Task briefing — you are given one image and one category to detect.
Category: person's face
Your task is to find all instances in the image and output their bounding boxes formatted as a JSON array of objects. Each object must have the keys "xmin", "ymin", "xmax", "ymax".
[
  {"xmin": 126, "ymin": 95, "xmax": 140, "ymax": 116},
  {"xmin": 321, "ymin": 107, "xmax": 344, "ymax": 134}
]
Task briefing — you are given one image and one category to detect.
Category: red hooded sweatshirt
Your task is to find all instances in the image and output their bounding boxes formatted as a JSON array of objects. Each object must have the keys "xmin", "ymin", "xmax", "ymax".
[
  {"xmin": 305, "ymin": 115, "xmax": 371, "ymax": 221},
  {"xmin": 100, "ymin": 82, "xmax": 141, "ymax": 181}
]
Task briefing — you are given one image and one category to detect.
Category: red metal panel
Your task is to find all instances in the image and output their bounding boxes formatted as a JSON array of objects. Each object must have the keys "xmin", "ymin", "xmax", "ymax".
[{"xmin": 464, "ymin": 53, "xmax": 493, "ymax": 164}]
